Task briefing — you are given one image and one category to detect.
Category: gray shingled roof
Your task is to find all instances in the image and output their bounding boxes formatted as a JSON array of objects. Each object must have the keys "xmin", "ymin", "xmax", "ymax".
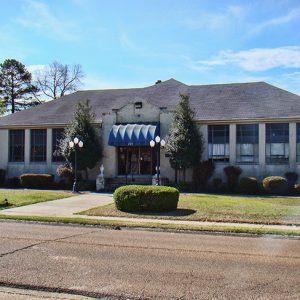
[{"xmin": 0, "ymin": 79, "xmax": 299, "ymax": 127}]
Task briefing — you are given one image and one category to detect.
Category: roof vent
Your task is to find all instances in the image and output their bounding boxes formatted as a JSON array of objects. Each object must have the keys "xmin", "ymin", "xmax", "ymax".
[{"xmin": 155, "ymin": 80, "xmax": 162, "ymax": 84}]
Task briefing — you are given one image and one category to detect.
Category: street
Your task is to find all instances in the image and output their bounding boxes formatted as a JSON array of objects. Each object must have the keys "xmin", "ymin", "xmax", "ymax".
[{"xmin": 0, "ymin": 221, "xmax": 299, "ymax": 299}]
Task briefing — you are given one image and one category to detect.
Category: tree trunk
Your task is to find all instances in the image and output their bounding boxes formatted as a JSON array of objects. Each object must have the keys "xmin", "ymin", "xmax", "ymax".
[{"xmin": 175, "ymin": 168, "xmax": 178, "ymax": 184}]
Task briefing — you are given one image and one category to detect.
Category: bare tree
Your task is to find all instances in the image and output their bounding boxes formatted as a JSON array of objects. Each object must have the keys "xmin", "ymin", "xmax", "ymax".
[{"xmin": 36, "ymin": 61, "xmax": 84, "ymax": 100}]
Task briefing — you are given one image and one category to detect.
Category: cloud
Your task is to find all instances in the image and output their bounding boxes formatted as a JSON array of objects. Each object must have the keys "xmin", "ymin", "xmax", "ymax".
[
  {"xmin": 250, "ymin": 8, "xmax": 300, "ymax": 34},
  {"xmin": 186, "ymin": 46, "xmax": 300, "ymax": 72},
  {"xmin": 16, "ymin": 0, "xmax": 79, "ymax": 41},
  {"xmin": 120, "ymin": 33, "xmax": 142, "ymax": 52},
  {"xmin": 183, "ymin": 5, "xmax": 246, "ymax": 30}
]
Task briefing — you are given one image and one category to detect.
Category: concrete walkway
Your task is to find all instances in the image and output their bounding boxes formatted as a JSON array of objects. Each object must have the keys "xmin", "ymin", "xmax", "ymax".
[
  {"xmin": 1, "ymin": 193, "xmax": 299, "ymax": 232},
  {"xmin": 1, "ymin": 193, "xmax": 113, "ymax": 217}
]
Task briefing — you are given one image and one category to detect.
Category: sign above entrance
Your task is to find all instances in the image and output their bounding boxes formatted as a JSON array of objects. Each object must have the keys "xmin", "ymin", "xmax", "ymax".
[{"xmin": 108, "ymin": 123, "xmax": 160, "ymax": 146}]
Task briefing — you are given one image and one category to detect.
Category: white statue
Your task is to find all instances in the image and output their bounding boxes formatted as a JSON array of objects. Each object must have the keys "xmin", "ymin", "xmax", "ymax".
[{"xmin": 96, "ymin": 164, "xmax": 105, "ymax": 191}]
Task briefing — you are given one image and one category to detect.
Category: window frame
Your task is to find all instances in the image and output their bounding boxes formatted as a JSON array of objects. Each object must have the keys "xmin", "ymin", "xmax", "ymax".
[
  {"xmin": 30, "ymin": 129, "xmax": 47, "ymax": 162},
  {"xmin": 236, "ymin": 124, "xmax": 259, "ymax": 164},
  {"xmin": 266, "ymin": 123, "xmax": 289, "ymax": 164},
  {"xmin": 9, "ymin": 129, "xmax": 25, "ymax": 162},
  {"xmin": 208, "ymin": 125, "xmax": 230, "ymax": 163}
]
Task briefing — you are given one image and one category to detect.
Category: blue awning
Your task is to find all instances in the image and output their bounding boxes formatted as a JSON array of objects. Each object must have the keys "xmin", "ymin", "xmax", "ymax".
[{"xmin": 108, "ymin": 123, "xmax": 160, "ymax": 146}]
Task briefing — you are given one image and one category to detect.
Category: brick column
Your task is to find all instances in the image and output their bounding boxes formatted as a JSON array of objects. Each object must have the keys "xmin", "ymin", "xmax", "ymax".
[
  {"xmin": 47, "ymin": 128, "xmax": 52, "ymax": 170},
  {"xmin": 229, "ymin": 124, "xmax": 236, "ymax": 164},
  {"xmin": 289, "ymin": 123, "xmax": 296, "ymax": 170},
  {"xmin": 24, "ymin": 129, "xmax": 30, "ymax": 166},
  {"xmin": 259, "ymin": 123, "xmax": 266, "ymax": 170}
]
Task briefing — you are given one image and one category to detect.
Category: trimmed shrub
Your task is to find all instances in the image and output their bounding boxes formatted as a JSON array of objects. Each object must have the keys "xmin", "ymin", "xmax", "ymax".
[
  {"xmin": 209, "ymin": 178, "xmax": 227, "ymax": 193},
  {"xmin": 238, "ymin": 177, "xmax": 259, "ymax": 194},
  {"xmin": 262, "ymin": 176, "xmax": 288, "ymax": 195},
  {"xmin": 114, "ymin": 185, "xmax": 179, "ymax": 212},
  {"xmin": 56, "ymin": 163, "xmax": 74, "ymax": 188},
  {"xmin": 294, "ymin": 184, "xmax": 300, "ymax": 195},
  {"xmin": 224, "ymin": 166, "xmax": 242, "ymax": 192},
  {"xmin": 192, "ymin": 160, "xmax": 215, "ymax": 190},
  {"xmin": 0, "ymin": 169, "xmax": 6, "ymax": 186},
  {"xmin": 285, "ymin": 171, "xmax": 299, "ymax": 192},
  {"xmin": 20, "ymin": 174, "xmax": 54, "ymax": 189},
  {"xmin": 6, "ymin": 177, "xmax": 20, "ymax": 188}
]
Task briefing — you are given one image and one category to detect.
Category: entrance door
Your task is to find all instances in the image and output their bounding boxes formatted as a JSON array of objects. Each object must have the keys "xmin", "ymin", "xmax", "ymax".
[{"xmin": 118, "ymin": 146, "xmax": 155, "ymax": 175}]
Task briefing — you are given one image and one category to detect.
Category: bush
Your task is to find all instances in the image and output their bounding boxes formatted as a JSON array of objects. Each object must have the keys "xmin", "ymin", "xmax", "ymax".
[
  {"xmin": 192, "ymin": 160, "xmax": 215, "ymax": 190},
  {"xmin": 6, "ymin": 177, "xmax": 20, "ymax": 188},
  {"xmin": 56, "ymin": 164, "xmax": 74, "ymax": 188},
  {"xmin": 209, "ymin": 178, "xmax": 227, "ymax": 193},
  {"xmin": 20, "ymin": 174, "xmax": 54, "ymax": 189},
  {"xmin": 262, "ymin": 176, "xmax": 288, "ymax": 195},
  {"xmin": 0, "ymin": 169, "xmax": 6, "ymax": 186},
  {"xmin": 285, "ymin": 172, "xmax": 299, "ymax": 192},
  {"xmin": 114, "ymin": 185, "xmax": 179, "ymax": 212},
  {"xmin": 294, "ymin": 184, "xmax": 300, "ymax": 195},
  {"xmin": 238, "ymin": 177, "xmax": 259, "ymax": 194},
  {"xmin": 224, "ymin": 166, "xmax": 242, "ymax": 192}
]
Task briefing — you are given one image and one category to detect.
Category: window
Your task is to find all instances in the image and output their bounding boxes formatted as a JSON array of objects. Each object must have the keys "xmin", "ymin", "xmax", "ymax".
[
  {"xmin": 208, "ymin": 125, "xmax": 229, "ymax": 162},
  {"xmin": 9, "ymin": 130, "xmax": 25, "ymax": 162},
  {"xmin": 266, "ymin": 123, "xmax": 289, "ymax": 164},
  {"xmin": 236, "ymin": 124, "xmax": 258, "ymax": 163},
  {"xmin": 31, "ymin": 129, "xmax": 47, "ymax": 162},
  {"xmin": 52, "ymin": 128, "xmax": 65, "ymax": 162},
  {"xmin": 297, "ymin": 124, "xmax": 300, "ymax": 162},
  {"xmin": 118, "ymin": 146, "xmax": 155, "ymax": 175}
]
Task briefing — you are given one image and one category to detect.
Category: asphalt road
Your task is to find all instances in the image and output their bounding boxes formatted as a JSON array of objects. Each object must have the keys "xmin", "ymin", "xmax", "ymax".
[{"xmin": 0, "ymin": 221, "xmax": 299, "ymax": 299}]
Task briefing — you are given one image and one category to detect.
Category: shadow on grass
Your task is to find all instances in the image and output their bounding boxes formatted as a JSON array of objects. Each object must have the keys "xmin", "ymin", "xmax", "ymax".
[{"xmin": 126, "ymin": 208, "xmax": 197, "ymax": 217}]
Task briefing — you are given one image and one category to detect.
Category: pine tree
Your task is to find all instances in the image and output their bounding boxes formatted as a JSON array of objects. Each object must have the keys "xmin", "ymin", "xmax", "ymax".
[
  {"xmin": 166, "ymin": 94, "xmax": 203, "ymax": 183},
  {"xmin": 0, "ymin": 59, "xmax": 39, "ymax": 113},
  {"xmin": 59, "ymin": 100, "xmax": 102, "ymax": 179}
]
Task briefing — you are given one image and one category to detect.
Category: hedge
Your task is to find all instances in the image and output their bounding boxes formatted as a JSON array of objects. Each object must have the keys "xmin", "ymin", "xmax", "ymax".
[
  {"xmin": 114, "ymin": 185, "xmax": 179, "ymax": 212},
  {"xmin": 20, "ymin": 174, "xmax": 54, "ymax": 189},
  {"xmin": 238, "ymin": 177, "xmax": 259, "ymax": 194},
  {"xmin": 262, "ymin": 176, "xmax": 288, "ymax": 195}
]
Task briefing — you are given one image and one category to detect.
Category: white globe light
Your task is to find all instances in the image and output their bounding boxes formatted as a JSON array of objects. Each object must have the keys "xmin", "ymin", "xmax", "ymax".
[
  {"xmin": 74, "ymin": 137, "xmax": 79, "ymax": 144},
  {"xmin": 160, "ymin": 139, "xmax": 166, "ymax": 147},
  {"xmin": 155, "ymin": 136, "xmax": 161, "ymax": 143},
  {"xmin": 78, "ymin": 141, "xmax": 83, "ymax": 148},
  {"xmin": 69, "ymin": 141, "xmax": 74, "ymax": 148},
  {"xmin": 150, "ymin": 140, "xmax": 155, "ymax": 148}
]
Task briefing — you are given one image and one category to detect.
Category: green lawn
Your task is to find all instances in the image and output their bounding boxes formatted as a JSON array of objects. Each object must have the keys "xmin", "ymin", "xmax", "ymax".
[
  {"xmin": 80, "ymin": 193, "xmax": 300, "ymax": 225},
  {"xmin": 0, "ymin": 189, "xmax": 72, "ymax": 209}
]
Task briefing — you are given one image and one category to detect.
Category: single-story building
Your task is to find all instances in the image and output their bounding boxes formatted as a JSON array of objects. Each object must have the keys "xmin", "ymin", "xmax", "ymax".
[{"xmin": 0, "ymin": 78, "xmax": 300, "ymax": 186}]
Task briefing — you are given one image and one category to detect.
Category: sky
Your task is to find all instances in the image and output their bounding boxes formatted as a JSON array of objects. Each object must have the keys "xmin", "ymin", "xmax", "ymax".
[{"xmin": 1, "ymin": 0, "xmax": 300, "ymax": 94}]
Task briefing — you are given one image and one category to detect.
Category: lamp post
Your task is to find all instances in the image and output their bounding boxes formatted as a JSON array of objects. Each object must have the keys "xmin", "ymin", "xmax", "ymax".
[
  {"xmin": 150, "ymin": 136, "xmax": 166, "ymax": 185},
  {"xmin": 69, "ymin": 137, "xmax": 84, "ymax": 193}
]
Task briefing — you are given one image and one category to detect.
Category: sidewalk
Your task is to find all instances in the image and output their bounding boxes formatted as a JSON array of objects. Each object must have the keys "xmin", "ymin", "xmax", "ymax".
[{"xmin": 1, "ymin": 193, "xmax": 299, "ymax": 232}]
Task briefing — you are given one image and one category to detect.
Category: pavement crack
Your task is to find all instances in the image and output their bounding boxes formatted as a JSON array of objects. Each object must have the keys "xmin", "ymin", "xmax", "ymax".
[
  {"xmin": 0, "ymin": 241, "xmax": 46, "ymax": 258},
  {"xmin": 0, "ymin": 229, "xmax": 101, "ymax": 258}
]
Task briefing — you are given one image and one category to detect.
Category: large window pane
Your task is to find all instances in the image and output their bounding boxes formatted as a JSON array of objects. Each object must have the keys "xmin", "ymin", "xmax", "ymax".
[
  {"xmin": 266, "ymin": 123, "xmax": 289, "ymax": 164},
  {"xmin": 208, "ymin": 125, "xmax": 229, "ymax": 162},
  {"xmin": 297, "ymin": 124, "xmax": 300, "ymax": 162},
  {"xmin": 117, "ymin": 146, "xmax": 155, "ymax": 175},
  {"xmin": 31, "ymin": 129, "xmax": 47, "ymax": 162},
  {"xmin": 236, "ymin": 124, "xmax": 258, "ymax": 163},
  {"xmin": 9, "ymin": 130, "xmax": 25, "ymax": 162},
  {"xmin": 52, "ymin": 128, "xmax": 65, "ymax": 162}
]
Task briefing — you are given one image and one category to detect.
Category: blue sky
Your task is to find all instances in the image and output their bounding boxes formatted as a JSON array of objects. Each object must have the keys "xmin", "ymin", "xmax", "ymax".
[{"xmin": 1, "ymin": 0, "xmax": 300, "ymax": 94}]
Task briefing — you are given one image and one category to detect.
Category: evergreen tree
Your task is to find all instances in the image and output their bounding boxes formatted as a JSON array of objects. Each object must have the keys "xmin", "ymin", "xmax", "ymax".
[
  {"xmin": 166, "ymin": 94, "xmax": 203, "ymax": 183},
  {"xmin": 59, "ymin": 100, "xmax": 102, "ymax": 179},
  {"xmin": 0, "ymin": 59, "xmax": 39, "ymax": 113}
]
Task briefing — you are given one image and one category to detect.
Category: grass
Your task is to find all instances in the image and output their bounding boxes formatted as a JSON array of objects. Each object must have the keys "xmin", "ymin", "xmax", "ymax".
[
  {"xmin": 0, "ymin": 189, "xmax": 72, "ymax": 209},
  {"xmin": 80, "ymin": 193, "xmax": 300, "ymax": 225},
  {"xmin": 0, "ymin": 214, "xmax": 299, "ymax": 236}
]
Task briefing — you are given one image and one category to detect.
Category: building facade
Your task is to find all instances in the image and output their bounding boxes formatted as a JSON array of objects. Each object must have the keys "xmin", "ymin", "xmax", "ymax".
[{"xmin": 0, "ymin": 79, "xmax": 300, "ymax": 184}]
